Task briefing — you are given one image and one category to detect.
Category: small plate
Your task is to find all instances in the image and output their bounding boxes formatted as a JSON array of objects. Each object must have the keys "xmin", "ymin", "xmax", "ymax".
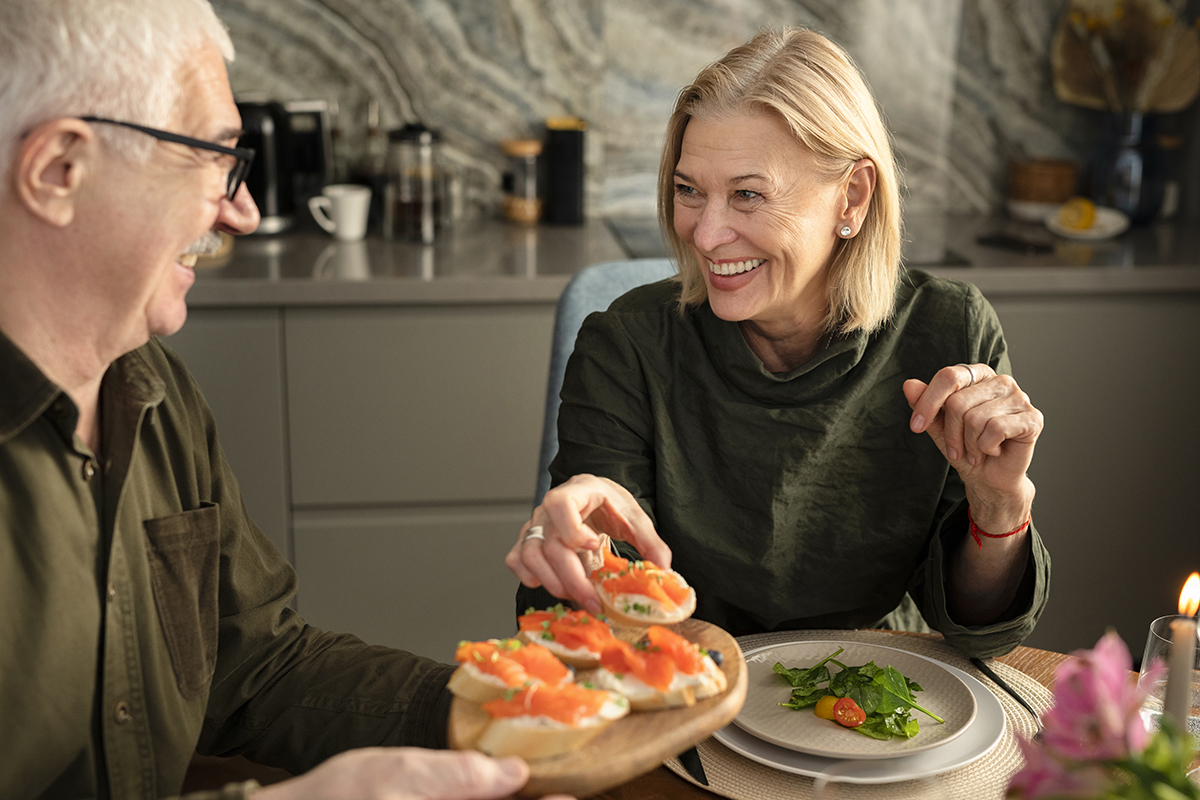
[
  {"xmin": 1045, "ymin": 205, "xmax": 1130, "ymax": 239},
  {"xmin": 713, "ymin": 654, "xmax": 1005, "ymax": 784},
  {"xmin": 734, "ymin": 641, "xmax": 977, "ymax": 760},
  {"xmin": 1006, "ymin": 199, "xmax": 1060, "ymax": 223}
]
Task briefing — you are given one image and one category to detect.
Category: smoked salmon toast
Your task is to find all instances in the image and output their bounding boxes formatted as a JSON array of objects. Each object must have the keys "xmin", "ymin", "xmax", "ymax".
[
  {"xmin": 448, "ymin": 638, "xmax": 573, "ymax": 704},
  {"xmin": 476, "ymin": 681, "xmax": 630, "ymax": 759},
  {"xmin": 592, "ymin": 625, "xmax": 726, "ymax": 710},
  {"xmin": 589, "ymin": 549, "xmax": 697, "ymax": 626},
  {"xmin": 517, "ymin": 604, "xmax": 619, "ymax": 668}
]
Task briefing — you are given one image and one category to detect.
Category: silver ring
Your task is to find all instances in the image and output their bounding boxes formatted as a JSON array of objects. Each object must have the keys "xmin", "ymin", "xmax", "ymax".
[
  {"xmin": 957, "ymin": 363, "xmax": 977, "ymax": 385},
  {"xmin": 523, "ymin": 525, "xmax": 545, "ymax": 543}
]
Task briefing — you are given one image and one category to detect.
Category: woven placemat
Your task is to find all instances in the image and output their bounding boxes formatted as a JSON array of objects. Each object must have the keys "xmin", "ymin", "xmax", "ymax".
[{"xmin": 665, "ymin": 630, "xmax": 1054, "ymax": 800}]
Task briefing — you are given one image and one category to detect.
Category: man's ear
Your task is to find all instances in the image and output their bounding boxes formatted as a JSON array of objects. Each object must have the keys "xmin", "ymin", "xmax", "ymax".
[
  {"xmin": 14, "ymin": 119, "xmax": 96, "ymax": 228},
  {"xmin": 839, "ymin": 158, "xmax": 877, "ymax": 230}
]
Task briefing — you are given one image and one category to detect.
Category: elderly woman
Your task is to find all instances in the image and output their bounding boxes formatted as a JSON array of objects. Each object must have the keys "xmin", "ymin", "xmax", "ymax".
[{"xmin": 506, "ymin": 28, "xmax": 1048, "ymax": 659}]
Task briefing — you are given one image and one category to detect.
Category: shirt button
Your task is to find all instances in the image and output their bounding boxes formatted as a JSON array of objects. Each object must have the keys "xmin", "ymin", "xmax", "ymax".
[
  {"xmin": 82, "ymin": 460, "xmax": 96, "ymax": 481},
  {"xmin": 107, "ymin": 583, "xmax": 116, "ymax": 601},
  {"xmin": 113, "ymin": 701, "xmax": 133, "ymax": 725}
]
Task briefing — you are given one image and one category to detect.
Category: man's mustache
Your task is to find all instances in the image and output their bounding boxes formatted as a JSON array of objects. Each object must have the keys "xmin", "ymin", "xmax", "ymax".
[{"xmin": 183, "ymin": 230, "xmax": 223, "ymax": 256}]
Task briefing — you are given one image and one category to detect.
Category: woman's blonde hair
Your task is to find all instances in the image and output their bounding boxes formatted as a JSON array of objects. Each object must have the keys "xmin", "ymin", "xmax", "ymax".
[{"xmin": 658, "ymin": 28, "xmax": 902, "ymax": 335}]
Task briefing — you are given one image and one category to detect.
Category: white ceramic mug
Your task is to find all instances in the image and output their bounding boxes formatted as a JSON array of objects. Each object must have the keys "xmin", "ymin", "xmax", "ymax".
[{"xmin": 308, "ymin": 184, "xmax": 372, "ymax": 241}]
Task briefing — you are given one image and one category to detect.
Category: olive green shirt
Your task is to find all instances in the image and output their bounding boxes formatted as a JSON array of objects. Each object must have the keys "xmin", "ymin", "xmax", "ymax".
[
  {"xmin": 542, "ymin": 270, "xmax": 1050, "ymax": 659},
  {"xmin": 0, "ymin": 332, "xmax": 453, "ymax": 799}
]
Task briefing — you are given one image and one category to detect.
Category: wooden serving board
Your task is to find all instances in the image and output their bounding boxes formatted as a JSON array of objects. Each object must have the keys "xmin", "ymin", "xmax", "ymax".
[{"xmin": 448, "ymin": 617, "xmax": 747, "ymax": 798}]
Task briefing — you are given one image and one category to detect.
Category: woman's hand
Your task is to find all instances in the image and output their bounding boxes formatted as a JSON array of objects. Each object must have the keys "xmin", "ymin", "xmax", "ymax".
[
  {"xmin": 252, "ymin": 747, "xmax": 574, "ymax": 800},
  {"xmin": 904, "ymin": 363, "xmax": 1042, "ymax": 624},
  {"xmin": 505, "ymin": 474, "xmax": 669, "ymax": 615},
  {"xmin": 903, "ymin": 363, "xmax": 1042, "ymax": 525}
]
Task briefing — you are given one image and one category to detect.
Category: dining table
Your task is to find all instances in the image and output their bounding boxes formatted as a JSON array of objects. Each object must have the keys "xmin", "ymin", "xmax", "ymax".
[{"xmin": 184, "ymin": 628, "xmax": 1199, "ymax": 798}]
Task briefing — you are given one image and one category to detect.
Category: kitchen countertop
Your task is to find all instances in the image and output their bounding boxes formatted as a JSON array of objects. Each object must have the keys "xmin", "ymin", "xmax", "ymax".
[
  {"xmin": 188, "ymin": 213, "xmax": 1200, "ymax": 308},
  {"xmin": 188, "ymin": 217, "xmax": 628, "ymax": 307}
]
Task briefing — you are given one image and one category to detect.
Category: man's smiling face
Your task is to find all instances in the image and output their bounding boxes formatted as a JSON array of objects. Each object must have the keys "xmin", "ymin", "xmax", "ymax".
[{"xmin": 80, "ymin": 41, "xmax": 258, "ymax": 347}]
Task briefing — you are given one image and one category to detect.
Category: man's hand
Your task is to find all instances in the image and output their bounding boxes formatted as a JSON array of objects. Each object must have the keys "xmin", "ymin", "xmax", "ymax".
[{"xmin": 252, "ymin": 747, "xmax": 574, "ymax": 800}]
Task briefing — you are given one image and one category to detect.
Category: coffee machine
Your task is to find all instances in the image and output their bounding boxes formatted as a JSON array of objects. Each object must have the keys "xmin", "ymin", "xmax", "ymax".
[{"xmin": 236, "ymin": 97, "xmax": 333, "ymax": 234}]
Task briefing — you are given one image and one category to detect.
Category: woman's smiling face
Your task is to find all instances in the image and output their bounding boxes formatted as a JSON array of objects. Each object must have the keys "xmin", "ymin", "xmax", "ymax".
[{"xmin": 672, "ymin": 108, "xmax": 847, "ymax": 335}]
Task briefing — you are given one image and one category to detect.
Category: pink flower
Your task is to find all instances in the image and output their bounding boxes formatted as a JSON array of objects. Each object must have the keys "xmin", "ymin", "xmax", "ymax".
[
  {"xmin": 1038, "ymin": 630, "xmax": 1164, "ymax": 762},
  {"xmin": 1007, "ymin": 734, "xmax": 1110, "ymax": 799}
]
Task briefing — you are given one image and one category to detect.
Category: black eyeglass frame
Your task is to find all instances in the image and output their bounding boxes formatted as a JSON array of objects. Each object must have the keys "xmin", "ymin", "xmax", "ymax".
[{"xmin": 80, "ymin": 116, "xmax": 255, "ymax": 201}]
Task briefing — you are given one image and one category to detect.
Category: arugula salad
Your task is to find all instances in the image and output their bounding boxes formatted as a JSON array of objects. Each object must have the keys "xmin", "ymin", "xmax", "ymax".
[{"xmin": 773, "ymin": 647, "xmax": 945, "ymax": 741}]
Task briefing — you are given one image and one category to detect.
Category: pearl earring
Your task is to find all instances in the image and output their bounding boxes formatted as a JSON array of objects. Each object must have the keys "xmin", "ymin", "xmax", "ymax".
[{"xmin": 839, "ymin": 226, "xmax": 852, "ymax": 237}]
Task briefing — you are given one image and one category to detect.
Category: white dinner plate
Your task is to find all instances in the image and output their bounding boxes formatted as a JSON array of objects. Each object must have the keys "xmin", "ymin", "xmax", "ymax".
[
  {"xmin": 734, "ymin": 641, "xmax": 977, "ymax": 759},
  {"xmin": 1044, "ymin": 205, "xmax": 1130, "ymax": 239},
  {"xmin": 713, "ymin": 652, "xmax": 1005, "ymax": 784}
]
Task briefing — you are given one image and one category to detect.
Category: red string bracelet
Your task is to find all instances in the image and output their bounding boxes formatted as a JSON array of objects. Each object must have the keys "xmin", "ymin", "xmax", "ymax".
[{"xmin": 967, "ymin": 508, "xmax": 1031, "ymax": 550}]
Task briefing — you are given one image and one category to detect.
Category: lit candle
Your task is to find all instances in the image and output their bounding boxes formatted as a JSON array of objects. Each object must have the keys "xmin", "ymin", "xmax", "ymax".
[{"xmin": 1163, "ymin": 572, "xmax": 1200, "ymax": 728}]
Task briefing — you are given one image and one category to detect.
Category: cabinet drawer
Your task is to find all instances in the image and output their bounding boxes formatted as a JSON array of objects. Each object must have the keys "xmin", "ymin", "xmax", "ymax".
[
  {"xmin": 286, "ymin": 305, "xmax": 554, "ymax": 506},
  {"xmin": 293, "ymin": 505, "xmax": 528, "ymax": 660}
]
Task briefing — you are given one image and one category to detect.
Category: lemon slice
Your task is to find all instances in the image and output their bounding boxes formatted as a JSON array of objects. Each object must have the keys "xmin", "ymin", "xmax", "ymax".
[{"xmin": 1057, "ymin": 197, "xmax": 1097, "ymax": 231}]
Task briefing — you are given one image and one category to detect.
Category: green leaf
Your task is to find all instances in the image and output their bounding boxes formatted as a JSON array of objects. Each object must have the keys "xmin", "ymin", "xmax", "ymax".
[
  {"xmin": 871, "ymin": 665, "xmax": 944, "ymax": 724},
  {"xmin": 852, "ymin": 716, "xmax": 895, "ymax": 740},
  {"xmin": 780, "ymin": 689, "xmax": 830, "ymax": 710},
  {"xmin": 773, "ymin": 648, "xmax": 843, "ymax": 689},
  {"xmin": 774, "ymin": 649, "xmax": 944, "ymax": 741}
]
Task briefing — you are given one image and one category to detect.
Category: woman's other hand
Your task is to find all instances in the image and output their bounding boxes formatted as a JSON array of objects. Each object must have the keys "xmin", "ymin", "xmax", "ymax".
[
  {"xmin": 505, "ymin": 474, "xmax": 669, "ymax": 615},
  {"xmin": 903, "ymin": 363, "xmax": 1041, "ymax": 515},
  {"xmin": 903, "ymin": 364, "xmax": 1042, "ymax": 624}
]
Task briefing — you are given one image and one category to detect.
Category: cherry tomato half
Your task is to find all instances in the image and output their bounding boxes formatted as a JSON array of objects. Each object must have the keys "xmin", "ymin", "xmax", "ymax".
[
  {"xmin": 832, "ymin": 697, "xmax": 866, "ymax": 728},
  {"xmin": 814, "ymin": 695, "xmax": 838, "ymax": 720}
]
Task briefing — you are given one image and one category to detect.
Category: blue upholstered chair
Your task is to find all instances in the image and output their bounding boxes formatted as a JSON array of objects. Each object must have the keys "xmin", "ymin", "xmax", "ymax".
[{"xmin": 533, "ymin": 258, "xmax": 678, "ymax": 506}]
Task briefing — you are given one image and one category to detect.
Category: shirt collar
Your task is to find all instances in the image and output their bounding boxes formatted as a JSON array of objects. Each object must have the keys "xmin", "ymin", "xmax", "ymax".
[
  {"xmin": 695, "ymin": 301, "xmax": 871, "ymax": 404},
  {"xmin": 0, "ymin": 328, "xmax": 63, "ymax": 444},
  {"xmin": 0, "ymin": 329, "xmax": 167, "ymax": 445}
]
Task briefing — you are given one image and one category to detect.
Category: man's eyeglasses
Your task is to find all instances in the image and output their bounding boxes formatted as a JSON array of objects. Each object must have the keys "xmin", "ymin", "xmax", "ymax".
[{"xmin": 80, "ymin": 116, "xmax": 255, "ymax": 201}]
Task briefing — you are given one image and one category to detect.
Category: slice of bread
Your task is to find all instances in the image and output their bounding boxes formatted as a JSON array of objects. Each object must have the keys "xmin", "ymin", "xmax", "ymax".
[{"xmin": 598, "ymin": 585, "xmax": 696, "ymax": 627}]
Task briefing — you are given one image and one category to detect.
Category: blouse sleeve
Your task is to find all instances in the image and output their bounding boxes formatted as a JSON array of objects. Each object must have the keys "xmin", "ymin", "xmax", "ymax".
[{"xmin": 548, "ymin": 309, "xmax": 658, "ymax": 522}]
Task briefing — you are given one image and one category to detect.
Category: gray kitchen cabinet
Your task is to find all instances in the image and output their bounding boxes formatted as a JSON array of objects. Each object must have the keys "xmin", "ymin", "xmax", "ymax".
[
  {"xmin": 284, "ymin": 305, "xmax": 555, "ymax": 506},
  {"xmin": 292, "ymin": 504, "xmax": 530, "ymax": 659},
  {"xmin": 282, "ymin": 304, "xmax": 555, "ymax": 657},
  {"xmin": 991, "ymin": 294, "xmax": 1200, "ymax": 654},
  {"xmin": 161, "ymin": 309, "xmax": 291, "ymax": 560}
]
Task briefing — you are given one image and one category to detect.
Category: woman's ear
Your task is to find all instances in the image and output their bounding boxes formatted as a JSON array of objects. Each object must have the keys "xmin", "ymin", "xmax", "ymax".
[
  {"xmin": 14, "ymin": 119, "xmax": 95, "ymax": 228},
  {"xmin": 840, "ymin": 158, "xmax": 876, "ymax": 230}
]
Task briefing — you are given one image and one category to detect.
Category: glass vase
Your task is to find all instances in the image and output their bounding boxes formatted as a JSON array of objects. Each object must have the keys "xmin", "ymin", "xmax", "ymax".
[{"xmin": 1088, "ymin": 112, "xmax": 1166, "ymax": 224}]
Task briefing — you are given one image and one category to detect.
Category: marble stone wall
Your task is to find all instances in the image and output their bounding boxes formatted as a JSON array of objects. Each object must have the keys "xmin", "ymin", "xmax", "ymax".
[{"xmin": 210, "ymin": 0, "xmax": 1111, "ymax": 221}]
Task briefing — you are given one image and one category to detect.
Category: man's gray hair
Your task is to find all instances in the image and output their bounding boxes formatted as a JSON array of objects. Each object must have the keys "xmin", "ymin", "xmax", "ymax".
[{"xmin": 0, "ymin": 0, "xmax": 235, "ymax": 185}]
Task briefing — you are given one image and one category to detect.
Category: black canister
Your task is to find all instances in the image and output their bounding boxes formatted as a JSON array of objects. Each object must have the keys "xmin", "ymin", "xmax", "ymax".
[{"xmin": 543, "ymin": 116, "xmax": 586, "ymax": 225}]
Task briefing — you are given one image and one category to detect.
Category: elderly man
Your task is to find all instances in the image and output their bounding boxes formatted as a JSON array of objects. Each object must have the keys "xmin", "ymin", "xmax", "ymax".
[{"xmin": 0, "ymin": 2, "xmax": 558, "ymax": 798}]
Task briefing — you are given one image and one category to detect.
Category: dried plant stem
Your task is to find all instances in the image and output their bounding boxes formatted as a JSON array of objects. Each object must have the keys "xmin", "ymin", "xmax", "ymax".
[
  {"xmin": 1070, "ymin": 18, "xmax": 1126, "ymax": 111},
  {"xmin": 1135, "ymin": 0, "xmax": 1187, "ymax": 111}
]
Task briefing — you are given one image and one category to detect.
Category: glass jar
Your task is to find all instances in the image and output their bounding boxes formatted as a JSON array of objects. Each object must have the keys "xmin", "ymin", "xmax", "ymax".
[
  {"xmin": 500, "ymin": 138, "xmax": 542, "ymax": 225},
  {"xmin": 384, "ymin": 122, "xmax": 443, "ymax": 244}
]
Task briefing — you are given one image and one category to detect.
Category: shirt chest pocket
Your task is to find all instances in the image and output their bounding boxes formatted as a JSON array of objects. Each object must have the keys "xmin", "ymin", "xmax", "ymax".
[{"xmin": 144, "ymin": 503, "xmax": 219, "ymax": 699}]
